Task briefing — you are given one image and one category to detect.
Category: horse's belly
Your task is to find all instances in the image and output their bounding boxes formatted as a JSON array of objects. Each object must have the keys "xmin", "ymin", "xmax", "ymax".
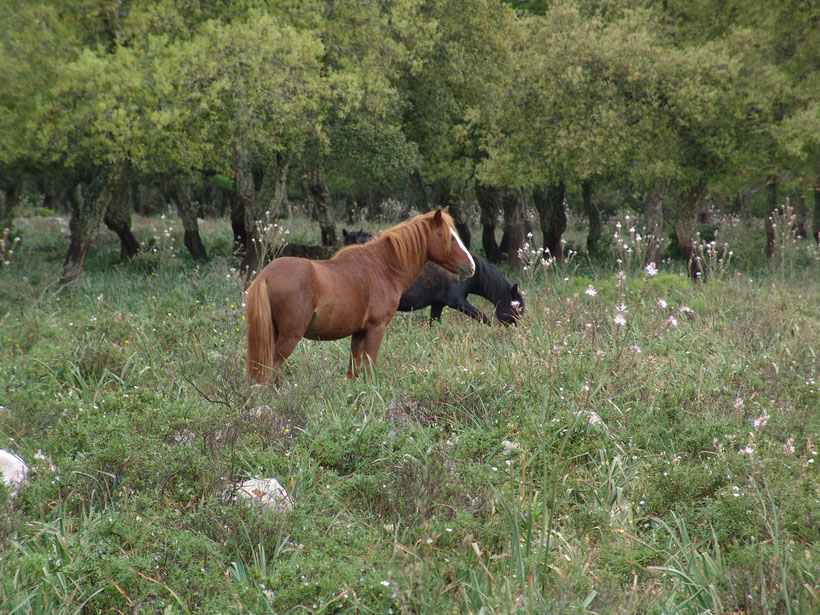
[{"xmin": 303, "ymin": 297, "xmax": 367, "ymax": 340}]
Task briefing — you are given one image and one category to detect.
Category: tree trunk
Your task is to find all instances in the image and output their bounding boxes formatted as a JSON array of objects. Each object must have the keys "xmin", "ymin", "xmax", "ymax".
[
  {"xmin": 406, "ymin": 169, "xmax": 428, "ymax": 215},
  {"xmin": 476, "ymin": 181, "xmax": 502, "ymax": 263},
  {"xmin": 306, "ymin": 162, "xmax": 336, "ymax": 247},
  {"xmin": 103, "ymin": 181, "xmax": 140, "ymax": 261},
  {"xmin": 533, "ymin": 182, "xmax": 567, "ymax": 261},
  {"xmin": 345, "ymin": 194, "xmax": 358, "ymax": 223},
  {"xmin": 230, "ymin": 194, "xmax": 246, "ymax": 255},
  {"xmin": 432, "ymin": 179, "xmax": 471, "ymax": 248},
  {"xmin": 257, "ymin": 155, "xmax": 289, "ymax": 220},
  {"xmin": 764, "ymin": 177, "xmax": 777, "ymax": 258},
  {"xmin": 60, "ymin": 163, "xmax": 126, "ymax": 285},
  {"xmin": 0, "ymin": 179, "xmax": 20, "ymax": 232},
  {"xmin": 235, "ymin": 144, "xmax": 263, "ymax": 278},
  {"xmin": 581, "ymin": 180, "xmax": 602, "ymax": 256},
  {"xmin": 675, "ymin": 180, "xmax": 706, "ymax": 280},
  {"xmin": 733, "ymin": 187, "xmax": 752, "ymax": 218},
  {"xmin": 793, "ymin": 192, "xmax": 807, "ymax": 238},
  {"xmin": 167, "ymin": 181, "xmax": 208, "ymax": 262},
  {"xmin": 644, "ymin": 179, "xmax": 669, "ymax": 266},
  {"xmin": 501, "ymin": 188, "xmax": 525, "ymax": 270},
  {"xmin": 813, "ymin": 184, "xmax": 820, "ymax": 242}
]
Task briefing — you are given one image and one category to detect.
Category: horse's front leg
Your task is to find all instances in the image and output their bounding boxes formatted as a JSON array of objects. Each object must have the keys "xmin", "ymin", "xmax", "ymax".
[
  {"xmin": 454, "ymin": 299, "xmax": 490, "ymax": 325},
  {"xmin": 348, "ymin": 331, "xmax": 367, "ymax": 379},
  {"xmin": 358, "ymin": 324, "xmax": 387, "ymax": 377}
]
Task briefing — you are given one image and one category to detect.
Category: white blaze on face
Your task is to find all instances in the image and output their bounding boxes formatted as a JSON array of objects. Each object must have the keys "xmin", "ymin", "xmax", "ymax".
[{"xmin": 450, "ymin": 227, "xmax": 475, "ymax": 275}]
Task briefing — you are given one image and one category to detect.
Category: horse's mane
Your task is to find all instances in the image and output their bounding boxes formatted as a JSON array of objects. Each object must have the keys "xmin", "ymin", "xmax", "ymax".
[
  {"xmin": 333, "ymin": 210, "xmax": 454, "ymax": 272},
  {"xmin": 472, "ymin": 255, "xmax": 513, "ymax": 304}
]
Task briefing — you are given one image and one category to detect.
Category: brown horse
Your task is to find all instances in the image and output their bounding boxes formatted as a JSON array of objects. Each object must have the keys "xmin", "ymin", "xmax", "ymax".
[{"xmin": 246, "ymin": 209, "xmax": 475, "ymax": 383}]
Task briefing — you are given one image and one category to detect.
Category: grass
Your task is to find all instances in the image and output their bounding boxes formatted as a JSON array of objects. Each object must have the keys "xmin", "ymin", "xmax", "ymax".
[{"xmin": 1, "ymin": 210, "xmax": 818, "ymax": 613}]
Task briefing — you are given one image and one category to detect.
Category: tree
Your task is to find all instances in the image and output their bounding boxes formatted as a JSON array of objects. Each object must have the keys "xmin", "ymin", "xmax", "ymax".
[
  {"xmin": 478, "ymin": 5, "xmax": 658, "ymax": 260},
  {"xmin": 399, "ymin": 0, "xmax": 518, "ymax": 233}
]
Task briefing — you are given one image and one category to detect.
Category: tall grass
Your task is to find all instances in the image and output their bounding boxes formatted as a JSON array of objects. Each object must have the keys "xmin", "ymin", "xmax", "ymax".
[{"xmin": 0, "ymin": 210, "xmax": 818, "ymax": 613}]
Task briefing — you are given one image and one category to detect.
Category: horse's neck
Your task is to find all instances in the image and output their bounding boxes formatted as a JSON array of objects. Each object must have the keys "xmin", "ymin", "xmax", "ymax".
[
  {"xmin": 473, "ymin": 259, "xmax": 509, "ymax": 303},
  {"xmin": 369, "ymin": 237, "xmax": 427, "ymax": 292}
]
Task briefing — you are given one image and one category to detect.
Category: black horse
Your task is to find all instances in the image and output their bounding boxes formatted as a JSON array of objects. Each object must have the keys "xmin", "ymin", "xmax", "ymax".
[
  {"xmin": 342, "ymin": 228, "xmax": 374, "ymax": 245},
  {"xmin": 398, "ymin": 252, "xmax": 524, "ymax": 326},
  {"xmin": 344, "ymin": 229, "xmax": 523, "ymax": 325}
]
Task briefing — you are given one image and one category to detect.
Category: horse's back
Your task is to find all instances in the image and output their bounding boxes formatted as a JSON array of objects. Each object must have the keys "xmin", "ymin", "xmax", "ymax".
[{"xmin": 398, "ymin": 262, "xmax": 454, "ymax": 311}]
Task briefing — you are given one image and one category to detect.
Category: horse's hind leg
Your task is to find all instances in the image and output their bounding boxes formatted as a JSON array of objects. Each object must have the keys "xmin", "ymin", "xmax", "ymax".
[
  {"xmin": 429, "ymin": 303, "xmax": 445, "ymax": 323},
  {"xmin": 273, "ymin": 335, "xmax": 302, "ymax": 376}
]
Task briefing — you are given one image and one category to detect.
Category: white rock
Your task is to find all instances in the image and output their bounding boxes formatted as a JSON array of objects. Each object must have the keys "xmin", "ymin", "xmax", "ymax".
[
  {"xmin": 0, "ymin": 449, "xmax": 29, "ymax": 493},
  {"xmin": 234, "ymin": 477, "xmax": 295, "ymax": 512},
  {"xmin": 574, "ymin": 410, "xmax": 609, "ymax": 432},
  {"xmin": 501, "ymin": 439, "xmax": 520, "ymax": 454}
]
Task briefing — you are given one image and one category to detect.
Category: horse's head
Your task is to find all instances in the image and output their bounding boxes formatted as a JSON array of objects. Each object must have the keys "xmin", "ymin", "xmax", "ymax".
[
  {"xmin": 343, "ymin": 228, "xmax": 373, "ymax": 245},
  {"xmin": 426, "ymin": 208, "xmax": 475, "ymax": 279},
  {"xmin": 496, "ymin": 283, "xmax": 525, "ymax": 326}
]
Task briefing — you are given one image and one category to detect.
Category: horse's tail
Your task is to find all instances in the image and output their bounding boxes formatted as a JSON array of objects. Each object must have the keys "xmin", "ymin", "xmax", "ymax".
[{"xmin": 246, "ymin": 277, "xmax": 275, "ymax": 383}]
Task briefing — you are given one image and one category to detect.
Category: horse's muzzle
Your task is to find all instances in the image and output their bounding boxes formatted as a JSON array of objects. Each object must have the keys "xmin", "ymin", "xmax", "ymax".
[{"xmin": 458, "ymin": 261, "xmax": 475, "ymax": 279}]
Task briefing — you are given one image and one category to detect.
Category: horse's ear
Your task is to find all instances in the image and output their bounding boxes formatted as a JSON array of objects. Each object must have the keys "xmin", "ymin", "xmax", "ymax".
[
  {"xmin": 443, "ymin": 205, "xmax": 450, "ymax": 213},
  {"xmin": 433, "ymin": 209, "xmax": 443, "ymax": 223},
  {"xmin": 343, "ymin": 228, "xmax": 348, "ymax": 235},
  {"xmin": 511, "ymin": 283, "xmax": 518, "ymax": 294}
]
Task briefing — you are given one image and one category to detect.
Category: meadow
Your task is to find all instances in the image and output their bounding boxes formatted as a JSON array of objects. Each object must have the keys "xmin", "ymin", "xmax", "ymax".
[{"xmin": 1, "ymin": 210, "xmax": 818, "ymax": 614}]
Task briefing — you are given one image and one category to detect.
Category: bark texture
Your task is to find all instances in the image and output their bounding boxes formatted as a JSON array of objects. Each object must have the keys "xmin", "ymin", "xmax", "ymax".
[
  {"xmin": 167, "ymin": 181, "xmax": 208, "ymax": 261},
  {"xmin": 581, "ymin": 181, "xmax": 602, "ymax": 256},
  {"xmin": 476, "ymin": 181, "xmax": 502, "ymax": 263},
  {"xmin": 764, "ymin": 177, "xmax": 777, "ymax": 259},
  {"xmin": 235, "ymin": 144, "xmax": 263, "ymax": 278},
  {"xmin": 533, "ymin": 182, "xmax": 567, "ymax": 261},
  {"xmin": 432, "ymin": 179, "xmax": 471, "ymax": 248},
  {"xmin": 60, "ymin": 163, "xmax": 127, "ymax": 285},
  {"xmin": 675, "ymin": 181, "xmax": 706, "ymax": 280},
  {"xmin": 644, "ymin": 179, "xmax": 669, "ymax": 266},
  {"xmin": 103, "ymin": 182, "xmax": 140, "ymax": 261},
  {"xmin": 501, "ymin": 188, "xmax": 525, "ymax": 270},
  {"xmin": 306, "ymin": 162, "xmax": 336, "ymax": 247}
]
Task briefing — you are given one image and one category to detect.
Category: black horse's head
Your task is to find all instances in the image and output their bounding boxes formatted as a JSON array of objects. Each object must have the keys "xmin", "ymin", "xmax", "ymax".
[
  {"xmin": 342, "ymin": 228, "xmax": 374, "ymax": 246},
  {"xmin": 496, "ymin": 283, "xmax": 525, "ymax": 326}
]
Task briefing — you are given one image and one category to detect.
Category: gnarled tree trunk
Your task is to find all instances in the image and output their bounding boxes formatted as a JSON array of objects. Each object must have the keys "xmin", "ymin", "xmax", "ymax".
[
  {"xmin": 793, "ymin": 192, "xmax": 807, "ymax": 238},
  {"xmin": 501, "ymin": 188, "xmax": 525, "ymax": 270},
  {"xmin": 0, "ymin": 176, "xmax": 20, "ymax": 232},
  {"xmin": 533, "ymin": 181, "xmax": 567, "ymax": 261},
  {"xmin": 476, "ymin": 181, "xmax": 502, "ymax": 263},
  {"xmin": 60, "ymin": 162, "xmax": 127, "ymax": 285},
  {"xmin": 103, "ymin": 180, "xmax": 140, "ymax": 261},
  {"xmin": 764, "ymin": 177, "xmax": 777, "ymax": 259},
  {"xmin": 257, "ymin": 155, "xmax": 289, "ymax": 220},
  {"xmin": 235, "ymin": 144, "xmax": 263, "ymax": 278},
  {"xmin": 166, "ymin": 181, "xmax": 208, "ymax": 262},
  {"xmin": 644, "ymin": 179, "xmax": 669, "ymax": 266},
  {"xmin": 432, "ymin": 179, "xmax": 471, "ymax": 248},
  {"xmin": 305, "ymin": 161, "xmax": 336, "ymax": 247},
  {"xmin": 581, "ymin": 181, "xmax": 602, "ymax": 256},
  {"xmin": 675, "ymin": 180, "xmax": 706, "ymax": 280}
]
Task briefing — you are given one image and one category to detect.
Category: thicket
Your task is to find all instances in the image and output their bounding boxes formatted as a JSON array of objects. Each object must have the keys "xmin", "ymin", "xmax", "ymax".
[{"xmin": 1, "ymin": 0, "xmax": 818, "ymax": 283}]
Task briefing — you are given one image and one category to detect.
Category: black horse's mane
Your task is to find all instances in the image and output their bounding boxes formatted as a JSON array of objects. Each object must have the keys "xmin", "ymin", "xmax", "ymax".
[{"xmin": 471, "ymin": 254, "xmax": 513, "ymax": 304}]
